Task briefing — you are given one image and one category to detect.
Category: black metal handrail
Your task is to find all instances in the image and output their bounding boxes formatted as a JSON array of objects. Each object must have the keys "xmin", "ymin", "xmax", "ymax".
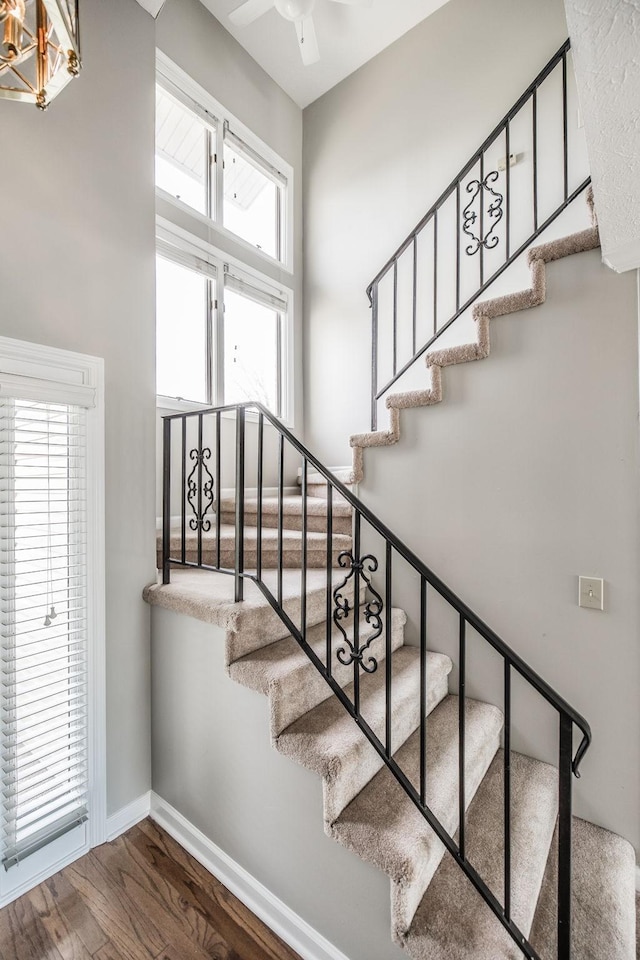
[
  {"xmin": 367, "ymin": 39, "xmax": 591, "ymax": 429},
  {"xmin": 161, "ymin": 400, "xmax": 591, "ymax": 960}
]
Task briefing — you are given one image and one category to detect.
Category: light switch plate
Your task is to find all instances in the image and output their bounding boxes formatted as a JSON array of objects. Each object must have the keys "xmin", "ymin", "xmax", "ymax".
[{"xmin": 579, "ymin": 577, "xmax": 604, "ymax": 611}]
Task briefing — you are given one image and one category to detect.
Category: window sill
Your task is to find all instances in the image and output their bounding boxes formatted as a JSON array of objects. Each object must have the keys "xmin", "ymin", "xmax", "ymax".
[{"xmin": 155, "ymin": 189, "xmax": 294, "ymax": 277}]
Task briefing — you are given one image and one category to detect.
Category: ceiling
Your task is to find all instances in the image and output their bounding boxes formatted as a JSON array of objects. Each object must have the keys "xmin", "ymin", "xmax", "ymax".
[{"xmin": 197, "ymin": 0, "xmax": 452, "ymax": 109}]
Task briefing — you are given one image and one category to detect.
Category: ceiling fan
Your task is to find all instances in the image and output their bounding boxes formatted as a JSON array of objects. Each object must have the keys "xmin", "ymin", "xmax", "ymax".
[{"xmin": 229, "ymin": 0, "xmax": 372, "ymax": 66}]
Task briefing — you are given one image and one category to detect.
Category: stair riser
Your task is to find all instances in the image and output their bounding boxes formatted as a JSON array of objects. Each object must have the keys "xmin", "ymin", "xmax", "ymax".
[
  {"xmin": 394, "ymin": 729, "xmax": 502, "ymax": 941},
  {"xmin": 226, "ymin": 581, "xmax": 367, "ymax": 661},
  {"xmin": 323, "ymin": 671, "xmax": 450, "ymax": 824},
  {"xmin": 230, "ymin": 610, "xmax": 406, "ymax": 736},
  {"xmin": 271, "ymin": 616, "xmax": 405, "ymax": 736},
  {"xmin": 329, "ymin": 695, "xmax": 504, "ymax": 945},
  {"xmin": 274, "ymin": 651, "xmax": 452, "ymax": 827},
  {"xmin": 307, "ymin": 482, "xmax": 353, "ymax": 504},
  {"xmin": 219, "ymin": 510, "xmax": 352, "ymax": 535},
  {"xmin": 160, "ymin": 550, "xmax": 350, "ymax": 569}
]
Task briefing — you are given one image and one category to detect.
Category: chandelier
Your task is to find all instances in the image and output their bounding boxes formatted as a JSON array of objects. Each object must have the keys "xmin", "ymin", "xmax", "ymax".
[{"xmin": 0, "ymin": 0, "xmax": 80, "ymax": 110}]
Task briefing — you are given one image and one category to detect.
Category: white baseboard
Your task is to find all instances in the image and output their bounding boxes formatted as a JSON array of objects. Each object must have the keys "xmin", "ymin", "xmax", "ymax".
[
  {"xmin": 106, "ymin": 791, "xmax": 152, "ymax": 842},
  {"xmin": 150, "ymin": 793, "xmax": 352, "ymax": 960}
]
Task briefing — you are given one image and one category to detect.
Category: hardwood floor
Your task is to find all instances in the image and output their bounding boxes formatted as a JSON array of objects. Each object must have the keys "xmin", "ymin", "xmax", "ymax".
[{"xmin": 0, "ymin": 820, "xmax": 302, "ymax": 960}]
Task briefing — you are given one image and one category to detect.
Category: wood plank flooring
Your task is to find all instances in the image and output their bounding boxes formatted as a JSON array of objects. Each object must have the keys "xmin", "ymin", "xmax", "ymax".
[{"xmin": 0, "ymin": 820, "xmax": 302, "ymax": 960}]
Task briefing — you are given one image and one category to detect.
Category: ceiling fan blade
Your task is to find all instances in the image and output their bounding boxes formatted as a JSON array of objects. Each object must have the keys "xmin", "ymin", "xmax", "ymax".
[
  {"xmin": 329, "ymin": 0, "xmax": 373, "ymax": 6},
  {"xmin": 229, "ymin": 0, "xmax": 275, "ymax": 27},
  {"xmin": 295, "ymin": 16, "xmax": 320, "ymax": 66}
]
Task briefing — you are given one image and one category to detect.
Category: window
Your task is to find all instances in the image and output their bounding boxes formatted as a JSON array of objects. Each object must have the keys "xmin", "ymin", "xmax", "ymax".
[
  {"xmin": 155, "ymin": 58, "xmax": 294, "ymax": 422},
  {"xmin": 0, "ymin": 338, "xmax": 105, "ymax": 907},
  {"xmin": 0, "ymin": 400, "xmax": 89, "ymax": 870},
  {"xmin": 155, "ymin": 84, "xmax": 214, "ymax": 218},
  {"xmin": 155, "ymin": 74, "xmax": 289, "ymax": 268},
  {"xmin": 156, "ymin": 245, "xmax": 289, "ymax": 418},
  {"xmin": 156, "ymin": 252, "xmax": 212, "ymax": 404}
]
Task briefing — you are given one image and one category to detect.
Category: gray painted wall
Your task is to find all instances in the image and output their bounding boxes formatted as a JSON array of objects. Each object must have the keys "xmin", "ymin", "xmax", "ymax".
[
  {"xmin": 151, "ymin": 605, "xmax": 407, "ymax": 960},
  {"xmin": 302, "ymin": 0, "xmax": 570, "ymax": 464},
  {"xmin": 0, "ymin": 0, "xmax": 156, "ymax": 815},
  {"xmin": 358, "ymin": 250, "xmax": 640, "ymax": 852}
]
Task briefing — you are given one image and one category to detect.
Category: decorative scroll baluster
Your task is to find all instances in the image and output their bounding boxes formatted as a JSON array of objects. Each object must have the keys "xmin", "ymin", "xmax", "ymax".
[
  {"xmin": 462, "ymin": 170, "xmax": 504, "ymax": 256},
  {"xmin": 332, "ymin": 550, "xmax": 383, "ymax": 675},
  {"xmin": 186, "ymin": 446, "xmax": 215, "ymax": 532}
]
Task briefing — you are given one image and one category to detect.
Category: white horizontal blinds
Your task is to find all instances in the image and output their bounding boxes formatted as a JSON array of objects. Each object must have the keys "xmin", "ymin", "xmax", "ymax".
[
  {"xmin": 224, "ymin": 271, "xmax": 288, "ymax": 313},
  {"xmin": 224, "ymin": 122, "xmax": 288, "ymax": 188},
  {"xmin": 0, "ymin": 398, "xmax": 88, "ymax": 870}
]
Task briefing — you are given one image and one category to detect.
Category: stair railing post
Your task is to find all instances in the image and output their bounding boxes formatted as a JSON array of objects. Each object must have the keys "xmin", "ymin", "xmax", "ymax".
[
  {"xmin": 558, "ymin": 713, "xmax": 573, "ymax": 959},
  {"xmin": 235, "ymin": 406, "xmax": 246, "ymax": 603},
  {"xmin": 162, "ymin": 416, "xmax": 171, "ymax": 585},
  {"xmin": 371, "ymin": 282, "xmax": 379, "ymax": 431}
]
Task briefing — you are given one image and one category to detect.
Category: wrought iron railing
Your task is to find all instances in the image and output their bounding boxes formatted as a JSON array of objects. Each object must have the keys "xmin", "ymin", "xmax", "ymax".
[
  {"xmin": 161, "ymin": 401, "xmax": 591, "ymax": 960},
  {"xmin": 368, "ymin": 39, "xmax": 591, "ymax": 429}
]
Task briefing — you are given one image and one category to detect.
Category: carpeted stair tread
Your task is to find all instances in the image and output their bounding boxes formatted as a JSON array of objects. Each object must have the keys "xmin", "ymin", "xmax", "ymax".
[
  {"xmin": 157, "ymin": 522, "xmax": 352, "ymax": 569},
  {"xmin": 160, "ymin": 521, "xmax": 351, "ymax": 552},
  {"xmin": 145, "ymin": 567, "xmax": 362, "ymax": 655},
  {"xmin": 529, "ymin": 817, "xmax": 636, "ymax": 960},
  {"xmin": 276, "ymin": 647, "xmax": 452, "ymax": 823},
  {"xmin": 331, "ymin": 695, "xmax": 503, "ymax": 941},
  {"xmin": 229, "ymin": 608, "xmax": 406, "ymax": 736},
  {"xmin": 302, "ymin": 467, "xmax": 355, "ymax": 487},
  {"xmin": 405, "ymin": 750, "xmax": 558, "ymax": 960},
  {"xmin": 219, "ymin": 494, "xmax": 352, "ymax": 518},
  {"xmin": 219, "ymin": 495, "xmax": 352, "ymax": 534},
  {"xmin": 348, "ymin": 203, "xmax": 600, "ymax": 483}
]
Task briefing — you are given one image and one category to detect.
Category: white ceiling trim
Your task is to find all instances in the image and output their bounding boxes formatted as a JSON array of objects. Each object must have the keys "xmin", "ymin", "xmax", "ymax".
[{"xmin": 134, "ymin": 0, "xmax": 168, "ymax": 17}]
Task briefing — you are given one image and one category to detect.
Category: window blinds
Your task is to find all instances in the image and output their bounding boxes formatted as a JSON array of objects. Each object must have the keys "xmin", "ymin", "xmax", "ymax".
[{"xmin": 0, "ymin": 398, "xmax": 89, "ymax": 869}]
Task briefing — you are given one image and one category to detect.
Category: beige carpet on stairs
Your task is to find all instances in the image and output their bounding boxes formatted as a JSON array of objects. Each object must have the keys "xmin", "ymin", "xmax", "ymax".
[{"xmin": 146, "ymin": 193, "xmax": 636, "ymax": 959}]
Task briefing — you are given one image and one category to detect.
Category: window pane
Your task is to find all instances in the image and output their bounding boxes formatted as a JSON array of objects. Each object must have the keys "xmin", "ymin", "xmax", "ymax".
[
  {"xmin": 156, "ymin": 86, "xmax": 210, "ymax": 217},
  {"xmin": 156, "ymin": 257, "xmax": 208, "ymax": 403},
  {"xmin": 223, "ymin": 142, "xmax": 279, "ymax": 259},
  {"xmin": 224, "ymin": 290, "xmax": 278, "ymax": 413}
]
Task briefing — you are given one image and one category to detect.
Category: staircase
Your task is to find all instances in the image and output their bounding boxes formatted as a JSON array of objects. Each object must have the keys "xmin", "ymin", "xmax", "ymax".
[
  {"xmin": 147, "ymin": 39, "xmax": 637, "ymax": 960},
  {"xmin": 146, "ymin": 475, "xmax": 636, "ymax": 959}
]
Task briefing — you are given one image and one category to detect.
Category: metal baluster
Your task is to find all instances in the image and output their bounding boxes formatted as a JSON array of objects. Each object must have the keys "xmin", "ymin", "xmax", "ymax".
[
  {"xmin": 385, "ymin": 542, "xmax": 392, "ymax": 757},
  {"xmin": 420, "ymin": 576, "xmax": 427, "ymax": 805},
  {"xmin": 257, "ymin": 412, "xmax": 263, "ymax": 581},
  {"xmin": 277, "ymin": 432, "xmax": 284, "ymax": 606},
  {"xmin": 393, "ymin": 259, "xmax": 398, "ymax": 378},
  {"xmin": 533, "ymin": 88, "xmax": 539, "ymax": 231},
  {"xmin": 412, "ymin": 235, "xmax": 418, "ymax": 357},
  {"xmin": 558, "ymin": 714, "xmax": 573, "ymax": 960},
  {"xmin": 301, "ymin": 458, "xmax": 308, "ymax": 638},
  {"xmin": 181, "ymin": 417, "xmax": 186, "ymax": 565},
  {"xmin": 455, "ymin": 183, "xmax": 460, "ymax": 312},
  {"xmin": 353, "ymin": 511, "xmax": 361, "ymax": 716},
  {"xmin": 504, "ymin": 660, "xmax": 512, "ymax": 920},
  {"xmin": 371, "ymin": 282, "xmax": 379, "ymax": 431},
  {"xmin": 234, "ymin": 407, "xmax": 245, "ymax": 602},
  {"xmin": 162, "ymin": 417, "xmax": 171, "ymax": 585},
  {"xmin": 562, "ymin": 52, "xmax": 568, "ymax": 202},
  {"xmin": 197, "ymin": 414, "xmax": 203, "ymax": 568},
  {"xmin": 459, "ymin": 615, "xmax": 466, "ymax": 860},
  {"xmin": 215, "ymin": 411, "xmax": 221, "ymax": 569},
  {"xmin": 479, "ymin": 154, "xmax": 485, "ymax": 288},
  {"xmin": 326, "ymin": 483, "xmax": 333, "ymax": 677},
  {"xmin": 505, "ymin": 122, "xmax": 511, "ymax": 261},
  {"xmin": 433, "ymin": 209, "xmax": 438, "ymax": 335}
]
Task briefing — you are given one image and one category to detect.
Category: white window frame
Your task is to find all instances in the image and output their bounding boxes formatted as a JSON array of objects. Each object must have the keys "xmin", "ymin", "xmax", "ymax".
[
  {"xmin": 0, "ymin": 336, "xmax": 106, "ymax": 908},
  {"xmin": 156, "ymin": 51, "xmax": 294, "ymax": 275},
  {"xmin": 156, "ymin": 218, "xmax": 295, "ymax": 426}
]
